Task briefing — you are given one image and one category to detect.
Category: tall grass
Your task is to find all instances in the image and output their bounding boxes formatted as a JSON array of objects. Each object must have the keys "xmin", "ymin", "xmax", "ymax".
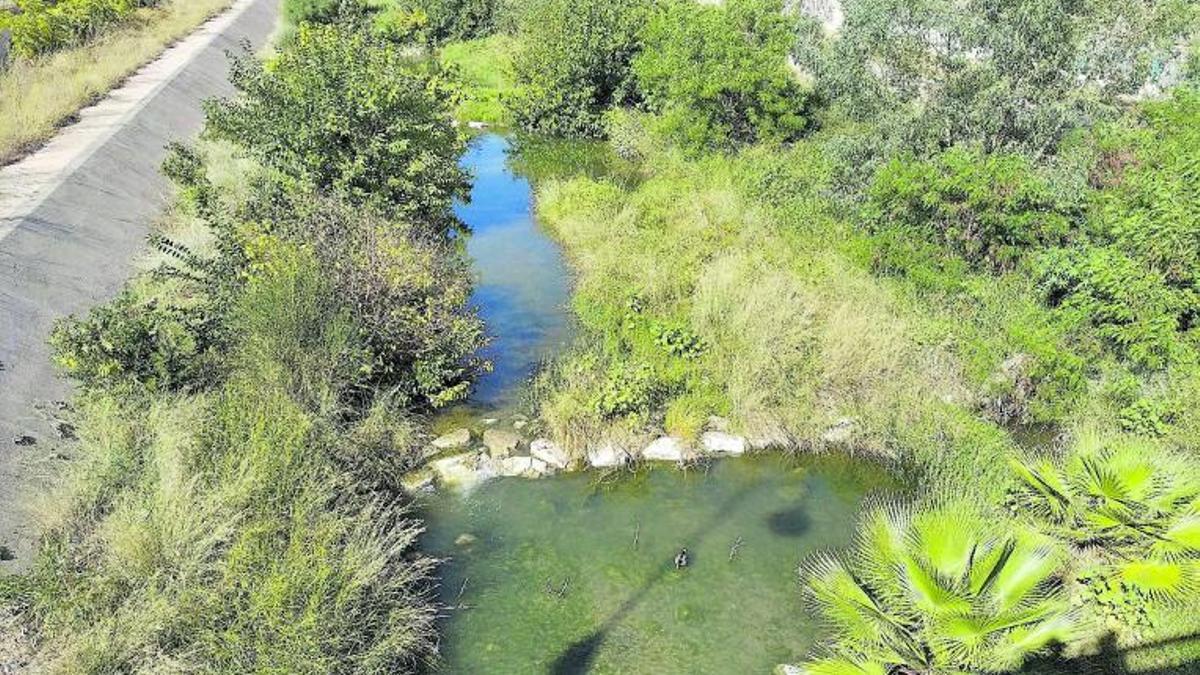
[{"xmin": 0, "ymin": 0, "xmax": 232, "ymax": 164}]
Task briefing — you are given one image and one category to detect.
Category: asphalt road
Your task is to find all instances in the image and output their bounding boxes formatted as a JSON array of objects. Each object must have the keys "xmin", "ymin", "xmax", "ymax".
[{"xmin": 0, "ymin": 0, "xmax": 279, "ymax": 571}]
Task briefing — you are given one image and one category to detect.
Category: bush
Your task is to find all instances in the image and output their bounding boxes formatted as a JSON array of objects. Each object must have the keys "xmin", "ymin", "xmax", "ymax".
[
  {"xmin": 866, "ymin": 146, "xmax": 1077, "ymax": 271},
  {"xmin": 205, "ymin": 23, "xmax": 469, "ymax": 234},
  {"xmin": 3, "ymin": 0, "xmax": 162, "ymax": 58},
  {"xmin": 507, "ymin": 0, "xmax": 647, "ymax": 138},
  {"xmin": 633, "ymin": 0, "xmax": 810, "ymax": 152}
]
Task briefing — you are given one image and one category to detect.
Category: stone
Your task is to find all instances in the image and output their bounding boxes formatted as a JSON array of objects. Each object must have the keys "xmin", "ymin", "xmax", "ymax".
[
  {"xmin": 701, "ymin": 431, "xmax": 747, "ymax": 455},
  {"xmin": 430, "ymin": 452, "xmax": 485, "ymax": 489},
  {"xmin": 587, "ymin": 442, "xmax": 631, "ymax": 468},
  {"xmin": 497, "ymin": 455, "xmax": 551, "ymax": 478},
  {"xmin": 481, "ymin": 418, "xmax": 499, "ymax": 426},
  {"xmin": 706, "ymin": 415, "xmax": 731, "ymax": 432},
  {"xmin": 467, "ymin": 120, "xmax": 489, "ymax": 130},
  {"xmin": 530, "ymin": 438, "xmax": 571, "ymax": 470},
  {"xmin": 483, "ymin": 429, "xmax": 522, "ymax": 458},
  {"xmin": 432, "ymin": 428, "xmax": 471, "ymax": 451},
  {"xmin": 455, "ymin": 533, "xmax": 477, "ymax": 547},
  {"xmin": 400, "ymin": 467, "xmax": 436, "ymax": 493},
  {"xmin": 513, "ymin": 419, "xmax": 528, "ymax": 430},
  {"xmin": 642, "ymin": 436, "xmax": 689, "ymax": 462},
  {"xmin": 54, "ymin": 421, "xmax": 76, "ymax": 440},
  {"xmin": 12, "ymin": 435, "xmax": 35, "ymax": 447},
  {"xmin": 821, "ymin": 418, "xmax": 855, "ymax": 445},
  {"xmin": 773, "ymin": 666, "xmax": 803, "ymax": 675}
]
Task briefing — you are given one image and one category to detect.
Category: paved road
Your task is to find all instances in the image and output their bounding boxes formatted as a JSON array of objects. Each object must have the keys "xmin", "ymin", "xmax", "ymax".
[{"xmin": 0, "ymin": 0, "xmax": 279, "ymax": 571}]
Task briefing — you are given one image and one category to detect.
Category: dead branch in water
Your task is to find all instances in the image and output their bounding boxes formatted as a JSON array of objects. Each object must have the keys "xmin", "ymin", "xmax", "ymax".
[{"xmin": 729, "ymin": 536, "xmax": 744, "ymax": 562}]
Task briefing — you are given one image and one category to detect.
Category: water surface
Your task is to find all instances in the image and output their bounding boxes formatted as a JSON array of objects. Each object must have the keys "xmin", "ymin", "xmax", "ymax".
[
  {"xmin": 456, "ymin": 134, "xmax": 573, "ymax": 412},
  {"xmin": 421, "ymin": 455, "xmax": 896, "ymax": 674}
]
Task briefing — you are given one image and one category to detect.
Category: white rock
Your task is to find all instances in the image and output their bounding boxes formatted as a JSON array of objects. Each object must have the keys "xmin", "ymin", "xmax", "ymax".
[
  {"xmin": 587, "ymin": 442, "xmax": 631, "ymax": 468},
  {"xmin": 483, "ymin": 429, "xmax": 522, "ymax": 458},
  {"xmin": 642, "ymin": 436, "xmax": 689, "ymax": 462},
  {"xmin": 482, "ymin": 418, "xmax": 499, "ymax": 426},
  {"xmin": 701, "ymin": 431, "xmax": 747, "ymax": 455},
  {"xmin": 429, "ymin": 452, "xmax": 483, "ymax": 489},
  {"xmin": 773, "ymin": 665, "xmax": 803, "ymax": 675},
  {"xmin": 513, "ymin": 419, "xmax": 528, "ymax": 430},
  {"xmin": 432, "ymin": 428, "xmax": 471, "ymax": 451},
  {"xmin": 467, "ymin": 120, "xmax": 489, "ymax": 130},
  {"xmin": 498, "ymin": 455, "xmax": 552, "ymax": 478},
  {"xmin": 531, "ymin": 438, "xmax": 571, "ymax": 470}
]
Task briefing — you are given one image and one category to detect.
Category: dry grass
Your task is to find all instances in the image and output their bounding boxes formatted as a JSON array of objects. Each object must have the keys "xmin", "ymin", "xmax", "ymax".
[{"xmin": 0, "ymin": 0, "xmax": 234, "ymax": 165}]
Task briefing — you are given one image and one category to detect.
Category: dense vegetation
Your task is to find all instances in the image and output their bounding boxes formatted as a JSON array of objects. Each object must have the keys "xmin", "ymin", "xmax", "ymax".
[
  {"xmin": 432, "ymin": 0, "xmax": 1200, "ymax": 671},
  {"xmin": 1, "ymin": 13, "xmax": 482, "ymax": 672},
  {"xmin": 1, "ymin": 0, "xmax": 166, "ymax": 58}
]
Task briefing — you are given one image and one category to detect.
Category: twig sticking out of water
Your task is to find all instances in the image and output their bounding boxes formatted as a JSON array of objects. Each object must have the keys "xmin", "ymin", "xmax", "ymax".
[
  {"xmin": 729, "ymin": 536, "xmax": 744, "ymax": 562},
  {"xmin": 556, "ymin": 578, "xmax": 571, "ymax": 599},
  {"xmin": 632, "ymin": 520, "xmax": 641, "ymax": 551}
]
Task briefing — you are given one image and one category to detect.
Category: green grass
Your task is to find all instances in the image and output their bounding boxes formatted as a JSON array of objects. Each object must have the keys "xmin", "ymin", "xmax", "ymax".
[
  {"xmin": 0, "ymin": 0, "xmax": 234, "ymax": 165},
  {"xmin": 440, "ymin": 34, "xmax": 516, "ymax": 126}
]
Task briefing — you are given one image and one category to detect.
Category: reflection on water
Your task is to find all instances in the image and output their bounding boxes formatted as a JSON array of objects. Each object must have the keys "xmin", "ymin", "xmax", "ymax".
[
  {"xmin": 456, "ymin": 134, "xmax": 574, "ymax": 412},
  {"xmin": 421, "ymin": 455, "xmax": 897, "ymax": 674}
]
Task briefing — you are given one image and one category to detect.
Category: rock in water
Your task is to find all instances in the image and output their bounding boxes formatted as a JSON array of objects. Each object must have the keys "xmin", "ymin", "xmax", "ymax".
[
  {"xmin": 432, "ymin": 428, "xmax": 471, "ymax": 451},
  {"xmin": 483, "ymin": 429, "xmax": 522, "ymax": 458},
  {"xmin": 701, "ymin": 431, "xmax": 747, "ymax": 455},
  {"xmin": 430, "ymin": 452, "xmax": 486, "ymax": 490},
  {"xmin": 587, "ymin": 442, "xmax": 631, "ymax": 468},
  {"xmin": 530, "ymin": 438, "xmax": 571, "ymax": 470},
  {"xmin": 642, "ymin": 436, "xmax": 689, "ymax": 462},
  {"xmin": 455, "ymin": 533, "xmax": 477, "ymax": 547}
]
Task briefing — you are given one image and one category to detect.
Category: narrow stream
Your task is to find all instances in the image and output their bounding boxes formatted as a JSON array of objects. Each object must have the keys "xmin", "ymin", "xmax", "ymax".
[{"xmin": 422, "ymin": 133, "xmax": 898, "ymax": 673}]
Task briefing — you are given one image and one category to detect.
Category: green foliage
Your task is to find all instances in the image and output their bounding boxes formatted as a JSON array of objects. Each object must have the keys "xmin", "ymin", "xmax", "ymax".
[
  {"xmin": 867, "ymin": 146, "xmax": 1077, "ymax": 271},
  {"xmin": 633, "ymin": 0, "xmax": 810, "ymax": 152},
  {"xmin": 800, "ymin": 500, "xmax": 1076, "ymax": 673},
  {"xmin": 2, "ymin": 0, "xmax": 162, "ymax": 58},
  {"xmin": 507, "ymin": 0, "xmax": 647, "ymax": 138},
  {"xmin": 282, "ymin": 0, "xmax": 346, "ymax": 24},
  {"xmin": 1038, "ymin": 90, "xmax": 1200, "ymax": 369},
  {"xmin": 49, "ymin": 287, "xmax": 217, "ymax": 393},
  {"xmin": 411, "ymin": 0, "xmax": 498, "ymax": 44},
  {"xmin": 439, "ymin": 34, "xmax": 516, "ymax": 125},
  {"xmin": 205, "ymin": 23, "xmax": 469, "ymax": 234},
  {"xmin": 1008, "ymin": 434, "xmax": 1200, "ymax": 605}
]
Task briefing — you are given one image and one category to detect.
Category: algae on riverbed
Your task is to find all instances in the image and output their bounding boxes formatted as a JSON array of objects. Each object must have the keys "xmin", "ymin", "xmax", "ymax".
[{"xmin": 419, "ymin": 454, "xmax": 897, "ymax": 673}]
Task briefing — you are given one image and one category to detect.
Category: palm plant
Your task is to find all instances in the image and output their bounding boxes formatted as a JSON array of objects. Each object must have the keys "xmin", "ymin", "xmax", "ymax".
[
  {"xmin": 1008, "ymin": 433, "xmax": 1200, "ymax": 604},
  {"xmin": 799, "ymin": 500, "xmax": 1077, "ymax": 675}
]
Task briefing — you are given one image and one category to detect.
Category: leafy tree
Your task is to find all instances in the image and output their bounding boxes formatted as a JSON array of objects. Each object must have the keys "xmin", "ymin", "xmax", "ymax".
[
  {"xmin": 507, "ymin": 0, "xmax": 647, "ymax": 138},
  {"xmin": 866, "ymin": 146, "xmax": 1076, "ymax": 271},
  {"xmin": 411, "ymin": 0, "xmax": 499, "ymax": 43},
  {"xmin": 205, "ymin": 23, "xmax": 469, "ymax": 235},
  {"xmin": 1008, "ymin": 434, "xmax": 1200, "ymax": 610},
  {"xmin": 800, "ymin": 500, "xmax": 1077, "ymax": 674},
  {"xmin": 633, "ymin": 0, "xmax": 810, "ymax": 152}
]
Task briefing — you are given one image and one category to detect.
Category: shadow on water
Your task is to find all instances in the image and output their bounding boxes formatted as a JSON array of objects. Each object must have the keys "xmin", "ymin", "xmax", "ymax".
[
  {"xmin": 1024, "ymin": 631, "xmax": 1200, "ymax": 675},
  {"xmin": 766, "ymin": 506, "xmax": 811, "ymax": 537},
  {"xmin": 548, "ymin": 481, "xmax": 759, "ymax": 675}
]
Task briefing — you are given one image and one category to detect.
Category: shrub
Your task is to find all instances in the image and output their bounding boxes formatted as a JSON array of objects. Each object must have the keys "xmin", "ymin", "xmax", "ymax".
[
  {"xmin": 633, "ymin": 0, "xmax": 810, "ymax": 152},
  {"xmin": 205, "ymin": 23, "xmax": 469, "ymax": 234},
  {"xmin": 866, "ymin": 146, "xmax": 1077, "ymax": 271},
  {"xmin": 507, "ymin": 0, "xmax": 647, "ymax": 138},
  {"xmin": 3, "ymin": 0, "xmax": 162, "ymax": 58}
]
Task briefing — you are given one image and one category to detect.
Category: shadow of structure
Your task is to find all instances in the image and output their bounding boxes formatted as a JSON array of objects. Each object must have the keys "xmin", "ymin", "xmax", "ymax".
[
  {"xmin": 1025, "ymin": 630, "xmax": 1200, "ymax": 675},
  {"xmin": 548, "ymin": 481, "xmax": 760, "ymax": 675}
]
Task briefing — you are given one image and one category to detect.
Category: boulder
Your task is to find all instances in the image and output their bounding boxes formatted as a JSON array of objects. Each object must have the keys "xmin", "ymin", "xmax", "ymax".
[
  {"xmin": 483, "ymin": 429, "xmax": 522, "ymax": 458},
  {"xmin": 430, "ymin": 452, "xmax": 485, "ymax": 489},
  {"xmin": 587, "ymin": 442, "xmax": 631, "ymax": 468},
  {"xmin": 467, "ymin": 120, "xmax": 489, "ymax": 130},
  {"xmin": 773, "ymin": 666, "xmax": 803, "ymax": 675},
  {"xmin": 455, "ymin": 533, "xmax": 477, "ymax": 547},
  {"xmin": 400, "ymin": 467, "xmax": 436, "ymax": 493},
  {"xmin": 498, "ymin": 455, "xmax": 552, "ymax": 478},
  {"xmin": 432, "ymin": 428, "xmax": 471, "ymax": 451},
  {"xmin": 530, "ymin": 438, "xmax": 571, "ymax": 470},
  {"xmin": 642, "ymin": 436, "xmax": 689, "ymax": 462},
  {"xmin": 701, "ymin": 431, "xmax": 747, "ymax": 455}
]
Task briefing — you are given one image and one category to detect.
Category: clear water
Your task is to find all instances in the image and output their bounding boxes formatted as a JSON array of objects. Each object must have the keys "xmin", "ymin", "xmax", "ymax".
[
  {"xmin": 420, "ymin": 455, "xmax": 897, "ymax": 674},
  {"xmin": 456, "ymin": 134, "xmax": 574, "ymax": 412}
]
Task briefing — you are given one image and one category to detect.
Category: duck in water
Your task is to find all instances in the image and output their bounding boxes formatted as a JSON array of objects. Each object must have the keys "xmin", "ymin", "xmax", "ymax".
[{"xmin": 674, "ymin": 547, "xmax": 689, "ymax": 569}]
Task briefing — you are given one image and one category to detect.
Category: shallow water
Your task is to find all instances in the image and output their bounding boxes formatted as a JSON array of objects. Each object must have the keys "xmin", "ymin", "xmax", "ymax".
[
  {"xmin": 420, "ymin": 455, "xmax": 896, "ymax": 674},
  {"xmin": 455, "ymin": 134, "xmax": 574, "ymax": 412}
]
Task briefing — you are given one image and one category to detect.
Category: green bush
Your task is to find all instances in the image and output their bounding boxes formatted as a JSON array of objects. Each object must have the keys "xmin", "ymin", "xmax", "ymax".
[
  {"xmin": 633, "ymin": 0, "xmax": 810, "ymax": 152},
  {"xmin": 3, "ymin": 0, "xmax": 161, "ymax": 58},
  {"xmin": 507, "ymin": 0, "xmax": 647, "ymax": 138},
  {"xmin": 205, "ymin": 22, "xmax": 469, "ymax": 234},
  {"xmin": 866, "ymin": 146, "xmax": 1077, "ymax": 271}
]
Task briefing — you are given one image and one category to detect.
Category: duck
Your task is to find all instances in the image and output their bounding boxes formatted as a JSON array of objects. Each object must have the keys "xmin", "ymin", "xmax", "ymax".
[{"xmin": 674, "ymin": 547, "xmax": 689, "ymax": 569}]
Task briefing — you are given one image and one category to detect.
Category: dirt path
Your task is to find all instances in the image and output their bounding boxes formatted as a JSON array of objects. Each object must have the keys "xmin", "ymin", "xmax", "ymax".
[{"xmin": 0, "ymin": 0, "xmax": 280, "ymax": 572}]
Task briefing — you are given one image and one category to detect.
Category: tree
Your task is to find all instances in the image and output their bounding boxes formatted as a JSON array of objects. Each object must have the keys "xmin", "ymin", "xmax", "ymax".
[
  {"xmin": 1009, "ymin": 434, "xmax": 1200, "ymax": 610},
  {"xmin": 633, "ymin": 0, "xmax": 811, "ymax": 152},
  {"xmin": 507, "ymin": 0, "xmax": 647, "ymax": 138},
  {"xmin": 799, "ymin": 500, "xmax": 1077, "ymax": 674},
  {"xmin": 205, "ymin": 23, "xmax": 469, "ymax": 235}
]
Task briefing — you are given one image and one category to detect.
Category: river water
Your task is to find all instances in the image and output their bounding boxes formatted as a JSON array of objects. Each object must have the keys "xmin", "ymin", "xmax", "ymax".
[{"xmin": 421, "ymin": 134, "xmax": 896, "ymax": 673}]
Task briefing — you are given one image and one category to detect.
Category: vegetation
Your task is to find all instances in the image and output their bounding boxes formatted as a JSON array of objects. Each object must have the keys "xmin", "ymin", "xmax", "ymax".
[
  {"xmin": 0, "ymin": 0, "xmax": 232, "ymax": 164},
  {"xmin": 1, "ymin": 0, "xmax": 166, "ymax": 58},
  {"xmin": 4, "ymin": 13, "xmax": 481, "ymax": 672}
]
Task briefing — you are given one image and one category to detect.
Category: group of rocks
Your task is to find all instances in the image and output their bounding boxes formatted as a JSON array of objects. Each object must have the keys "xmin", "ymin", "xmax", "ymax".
[{"xmin": 406, "ymin": 416, "xmax": 807, "ymax": 492}]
